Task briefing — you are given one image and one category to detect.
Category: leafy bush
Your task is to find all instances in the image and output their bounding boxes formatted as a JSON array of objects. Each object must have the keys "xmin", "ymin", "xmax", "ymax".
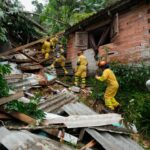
[
  {"xmin": 0, "ymin": 64, "xmax": 11, "ymax": 97},
  {"xmin": 111, "ymin": 63, "xmax": 150, "ymax": 138},
  {"xmin": 88, "ymin": 63, "xmax": 150, "ymax": 138},
  {"xmin": 5, "ymin": 93, "xmax": 46, "ymax": 120},
  {"xmin": 112, "ymin": 63, "xmax": 150, "ymax": 91}
]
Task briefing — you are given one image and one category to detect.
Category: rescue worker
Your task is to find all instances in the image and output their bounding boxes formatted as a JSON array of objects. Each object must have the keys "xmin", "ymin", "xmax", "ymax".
[
  {"xmin": 74, "ymin": 50, "xmax": 88, "ymax": 88},
  {"xmin": 50, "ymin": 36, "xmax": 59, "ymax": 48},
  {"xmin": 95, "ymin": 61, "xmax": 120, "ymax": 111},
  {"xmin": 41, "ymin": 39, "xmax": 52, "ymax": 59},
  {"xmin": 50, "ymin": 52, "xmax": 68, "ymax": 75}
]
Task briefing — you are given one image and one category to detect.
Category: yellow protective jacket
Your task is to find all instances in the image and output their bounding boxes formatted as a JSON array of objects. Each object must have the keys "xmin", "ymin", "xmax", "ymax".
[
  {"xmin": 54, "ymin": 55, "xmax": 66, "ymax": 67},
  {"xmin": 75, "ymin": 54, "xmax": 88, "ymax": 78},
  {"xmin": 77, "ymin": 55, "xmax": 88, "ymax": 66},
  {"xmin": 42, "ymin": 41, "xmax": 51, "ymax": 53},
  {"xmin": 97, "ymin": 68, "xmax": 119, "ymax": 100}
]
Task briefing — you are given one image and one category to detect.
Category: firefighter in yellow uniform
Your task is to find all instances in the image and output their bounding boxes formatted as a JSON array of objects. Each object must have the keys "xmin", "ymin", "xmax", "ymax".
[
  {"xmin": 50, "ymin": 53, "xmax": 68, "ymax": 74},
  {"xmin": 50, "ymin": 36, "xmax": 58, "ymax": 48},
  {"xmin": 74, "ymin": 51, "xmax": 88, "ymax": 88},
  {"xmin": 95, "ymin": 61, "xmax": 120, "ymax": 110},
  {"xmin": 41, "ymin": 39, "xmax": 52, "ymax": 59}
]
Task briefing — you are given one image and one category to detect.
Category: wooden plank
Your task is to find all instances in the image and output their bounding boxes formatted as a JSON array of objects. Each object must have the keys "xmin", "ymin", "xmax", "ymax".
[
  {"xmin": 75, "ymin": 32, "xmax": 88, "ymax": 49},
  {"xmin": 7, "ymin": 111, "xmax": 37, "ymax": 125},
  {"xmin": 5, "ymin": 74, "xmax": 23, "ymax": 80},
  {"xmin": 19, "ymin": 51, "xmax": 40, "ymax": 64},
  {"xmin": 97, "ymin": 27, "xmax": 110, "ymax": 47},
  {"xmin": 110, "ymin": 13, "xmax": 119, "ymax": 38},
  {"xmin": 0, "ymin": 31, "xmax": 64, "ymax": 57},
  {"xmin": 80, "ymin": 140, "xmax": 96, "ymax": 150},
  {"xmin": 0, "ymin": 113, "xmax": 12, "ymax": 119},
  {"xmin": 0, "ymin": 37, "xmax": 49, "ymax": 56},
  {"xmin": 86, "ymin": 19, "xmax": 111, "ymax": 32},
  {"xmin": 79, "ymin": 128, "xmax": 86, "ymax": 141},
  {"xmin": 0, "ymin": 91, "xmax": 24, "ymax": 105},
  {"xmin": 55, "ymin": 80, "xmax": 69, "ymax": 87}
]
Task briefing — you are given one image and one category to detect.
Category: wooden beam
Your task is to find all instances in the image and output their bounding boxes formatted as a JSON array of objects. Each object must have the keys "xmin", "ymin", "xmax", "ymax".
[
  {"xmin": 97, "ymin": 27, "xmax": 110, "ymax": 47},
  {"xmin": 80, "ymin": 140, "xmax": 96, "ymax": 150},
  {"xmin": 7, "ymin": 111, "xmax": 36, "ymax": 125},
  {"xmin": 86, "ymin": 19, "xmax": 111, "ymax": 32},
  {"xmin": 5, "ymin": 74, "xmax": 23, "ymax": 80},
  {"xmin": 0, "ymin": 31, "xmax": 64, "ymax": 57},
  {"xmin": 18, "ymin": 14, "xmax": 47, "ymax": 33},
  {"xmin": 19, "ymin": 51, "xmax": 40, "ymax": 64},
  {"xmin": 0, "ymin": 91, "xmax": 24, "ymax": 105},
  {"xmin": 1, "ymin": 109, "xmax": 60, "ymax": 137},
  {"xmin": 0, "ymin": 37, "xmax": 49, "ymax": 56}
]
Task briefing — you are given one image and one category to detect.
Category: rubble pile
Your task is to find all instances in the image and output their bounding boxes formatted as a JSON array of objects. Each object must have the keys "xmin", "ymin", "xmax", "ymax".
[{"xmin": 0, "ymin": 39, "xmax": 144, "ymax": 150}]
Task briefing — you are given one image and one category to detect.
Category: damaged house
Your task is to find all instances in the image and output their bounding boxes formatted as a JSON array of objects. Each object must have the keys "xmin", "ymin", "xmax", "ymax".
[{"xmin": 65, "ymin": 0, "xmax": 150, "ymax": 73}]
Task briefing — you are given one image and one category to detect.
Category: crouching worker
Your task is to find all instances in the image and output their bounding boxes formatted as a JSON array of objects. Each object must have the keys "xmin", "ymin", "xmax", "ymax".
[
  {"xmin": 50, "ymin": 53, "xmax": 68, "ymax": 75},
  {"xmin": 74, "ymin": 50, "xmax": 88, "ymax": 88},
  {"xmin": 95, "ymin": 61, "xmax": 120, "ymax": 111}
]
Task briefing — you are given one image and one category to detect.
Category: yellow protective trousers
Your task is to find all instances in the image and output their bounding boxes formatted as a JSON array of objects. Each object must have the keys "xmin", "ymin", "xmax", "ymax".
[
  {"xmin": 75, "ymin": 65, "xmax": 87, "ymax": 78},
  {"xmin": 104, "ymin": 85, "xmax": 119, "ymax": 110},
  {"xmin": 97, "ymin": 68, "xmax": 120, "ymax": 110},
  {"xmin": 52, "ymin": 55, "xmax": 68, "ymax": 74},
  {"xmin": 74, "ymin": 65, "xmax": 87, "ymax": 88}
]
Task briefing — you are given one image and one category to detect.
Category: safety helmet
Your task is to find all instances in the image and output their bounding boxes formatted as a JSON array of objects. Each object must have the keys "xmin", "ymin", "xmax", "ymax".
[
  {"xmin": 77, "ymin": 50, "xmax": 83, "ymax": 56},
  {"xmin": 56, "ymin": 52, "xmax": 60, "ymax": 58},
  {"xmin": 98, "ymin": 60, "xmax": 107, "ymax": 67}
]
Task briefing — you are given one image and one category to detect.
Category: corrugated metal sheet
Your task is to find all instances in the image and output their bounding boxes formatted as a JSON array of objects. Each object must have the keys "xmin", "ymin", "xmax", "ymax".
[
  {"xmin": 62, "ymin": 102, "xmax": 130, "ymax": 134},
  {"xmin": 86, "ymin": 128, "xmax": 144, "ymax": 150},
  {"xmin": 45, "ymin": 113, "xmax": 122, "ymax": 128},
  {"xmin": 62, "ymin": 102, "xmax": 97, "ymax": 115},
  {"xmin": 62, "ymin": 102, "xmax": 143, "ymax": 149},
  {"xmin": 39, "ymin": 92, "xmax": 78, "ymax": 113},
  {"xmin": 0, "ymin": 127, "xmax": 74, "ymax": 150}
]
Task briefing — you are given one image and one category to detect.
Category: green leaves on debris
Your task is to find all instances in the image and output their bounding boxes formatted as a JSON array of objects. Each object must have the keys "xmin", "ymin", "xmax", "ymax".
[
  {"xmin": 5, "ymin": 93, "xmax": 46, "ymax": 121},
  {"xmin": 0, "ymin": 64, "xmax": 11, "ymax": 97}
]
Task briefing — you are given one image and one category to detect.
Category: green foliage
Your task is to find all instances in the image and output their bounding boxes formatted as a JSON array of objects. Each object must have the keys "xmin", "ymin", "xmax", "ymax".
[
  {"xmin": 0, "ymin": 64, "xmax": 11, "ymax": 97},
  {"xmin": 88, "ymin": 76, "xmax": 106, "ymax": 101},
  {"xmin": 0, "ymin": 0, "xmax": 43, "ymax": 43},
  {"xmin": 111, "ymin": 63, "xmax": 150, "ymax": 138},
  {"xmin": 5, "ymin": 93, "xmax": 46, "ymax": 120},
  {"xmin": 40, "ymin": 0, "xmax": 120, "ymax": 34},
  {"xmin": 112, "ymin": 63, "xmax": 150, "ymax": 91},
  {"xmin": 88, "ymin": 63, "xmax": 150, "ymax": 138}
]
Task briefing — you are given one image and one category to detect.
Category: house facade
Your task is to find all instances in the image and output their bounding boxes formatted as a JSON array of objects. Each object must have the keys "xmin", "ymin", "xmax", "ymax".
[{"xmin": 65, "ymin": 0, "xmax": 150, "ymax": 69}]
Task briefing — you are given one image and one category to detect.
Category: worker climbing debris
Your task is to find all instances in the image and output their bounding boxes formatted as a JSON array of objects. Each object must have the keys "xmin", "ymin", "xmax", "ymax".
[
  {"xmin": 50, "ymin": 52, "xmax": 68, "ymax": 75},
  {"xmin": 41, "ymin": 38, "xmax": 52, "ymax": 60},
  {"xmin": 95, "ymin": 61, "xmax": 120, "ymax": 111},
  {"xmin": 74, "ymin": 50, "xmax": 88, "ymax": 89}
]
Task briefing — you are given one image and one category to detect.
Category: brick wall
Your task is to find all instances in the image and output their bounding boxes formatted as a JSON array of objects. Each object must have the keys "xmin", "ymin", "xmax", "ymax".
[
  {"xmin": 67, "ymin": 33, "xmax": 78, "ymax": 67},
  {"xmin": 67, "ymin": 3, "xmax": 150, "ymax": 66},
  {"xmin": 99, "ymin": 3, "xmax": 150, "ymax": 64}
]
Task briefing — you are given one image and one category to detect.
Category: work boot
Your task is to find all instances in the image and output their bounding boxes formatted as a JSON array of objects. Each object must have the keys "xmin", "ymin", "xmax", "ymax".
[
  {"xmin": 81, "ymin": 78, "xmax": 86, "ymax": 89},
  {"xmin": 74, "ymin": 76, "xmax": 79, "ymax": 86},
  {"xmin": 102, "ymin": 108, "xmax": 115, "ymax": 113}
]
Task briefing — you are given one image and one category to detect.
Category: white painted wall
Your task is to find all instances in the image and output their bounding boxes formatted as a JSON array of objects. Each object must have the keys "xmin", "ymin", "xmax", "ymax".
[{"xmin": 84, "ymin": 49, "xmax": 98, "ymax": 75}]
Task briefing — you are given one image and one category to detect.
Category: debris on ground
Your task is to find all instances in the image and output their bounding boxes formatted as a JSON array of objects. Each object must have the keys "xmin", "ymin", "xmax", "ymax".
[{"xmin": 0, "ymin": 39, "xmax": 144, "ymax": 150}]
